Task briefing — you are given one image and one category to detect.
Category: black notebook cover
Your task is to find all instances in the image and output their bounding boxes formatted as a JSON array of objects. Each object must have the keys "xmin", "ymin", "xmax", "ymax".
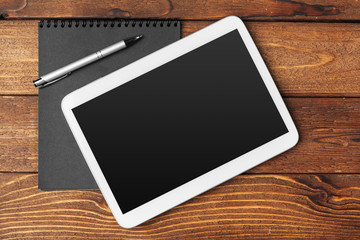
[{"xmin": 38, "ymin": 20, "xmax": 180, "ymax": 190}]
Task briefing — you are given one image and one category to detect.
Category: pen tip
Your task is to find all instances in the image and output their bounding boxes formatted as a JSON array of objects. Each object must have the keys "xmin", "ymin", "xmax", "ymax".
[{"xmin": 124, "ymin": 35, "xmax": 144, "ymax": 47}]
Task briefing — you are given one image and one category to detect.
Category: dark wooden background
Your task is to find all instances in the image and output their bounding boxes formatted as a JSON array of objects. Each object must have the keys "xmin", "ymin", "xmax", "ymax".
[{"xmin": 1, "ymin": 0, "xmax": 360, "ymax": 239}]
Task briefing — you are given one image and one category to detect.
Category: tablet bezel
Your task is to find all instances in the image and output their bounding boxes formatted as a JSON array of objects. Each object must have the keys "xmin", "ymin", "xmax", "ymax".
[{"xmin": 62, "ymin": 16, "xmax": 298, "ymax": 228}]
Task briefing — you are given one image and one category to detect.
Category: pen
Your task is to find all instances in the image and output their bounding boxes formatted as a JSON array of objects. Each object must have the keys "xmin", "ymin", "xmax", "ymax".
[{"xmin": 33, "ymin": 35, "xmax": 143, "ymax": 88}]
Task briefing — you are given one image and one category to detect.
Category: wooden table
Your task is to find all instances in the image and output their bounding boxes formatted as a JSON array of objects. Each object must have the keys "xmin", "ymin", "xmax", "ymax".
[{"xmin": 1, "ymin": 0, "xmax": 360, "ymax": 239}]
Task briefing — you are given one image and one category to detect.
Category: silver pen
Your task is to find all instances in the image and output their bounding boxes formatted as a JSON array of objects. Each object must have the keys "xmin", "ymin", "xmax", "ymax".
[{"xmin": 33, "ymin": 35, "xmax": 143, "ymax": 88}]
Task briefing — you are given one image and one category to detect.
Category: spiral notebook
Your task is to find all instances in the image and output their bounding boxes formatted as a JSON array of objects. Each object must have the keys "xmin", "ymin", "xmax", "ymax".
[{"xmin": 38, "ymin": 20, "xmax": 180, "ymax": 190}]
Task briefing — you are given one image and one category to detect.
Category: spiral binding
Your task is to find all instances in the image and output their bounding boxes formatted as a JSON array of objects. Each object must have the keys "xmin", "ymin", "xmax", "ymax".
[{"xmin": 39, "ymin": 19, "xmax": 179, "ymax": 28}]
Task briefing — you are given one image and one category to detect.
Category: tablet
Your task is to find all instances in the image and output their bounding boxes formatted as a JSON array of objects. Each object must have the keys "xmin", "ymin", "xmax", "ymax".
[{"xmin": 62, "ymin": 16, "xmax": 298, "ymax": 228}]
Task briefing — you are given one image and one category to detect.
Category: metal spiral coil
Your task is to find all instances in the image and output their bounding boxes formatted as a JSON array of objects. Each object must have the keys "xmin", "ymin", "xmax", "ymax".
[{"xmin": 39, "ymin": 19, "xmax": 179, "ymax": 28}]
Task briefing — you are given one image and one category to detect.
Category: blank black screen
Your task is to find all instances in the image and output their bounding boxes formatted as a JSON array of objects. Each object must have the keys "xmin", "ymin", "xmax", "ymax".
[{"xmin": 72, "ymin": 30, "xmax": 288, "ymax": 214}]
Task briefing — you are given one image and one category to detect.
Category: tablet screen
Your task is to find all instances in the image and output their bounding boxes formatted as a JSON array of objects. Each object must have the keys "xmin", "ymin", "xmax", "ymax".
[{"xmin": 72, "ymin": 29, "xmax": 288, "ymax": 214}]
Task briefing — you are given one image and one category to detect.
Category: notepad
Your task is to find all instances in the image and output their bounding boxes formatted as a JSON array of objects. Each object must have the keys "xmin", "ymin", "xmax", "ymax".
[{"xmin": 38, "ymin": 19, "xmax": 180, "ymax": 190}]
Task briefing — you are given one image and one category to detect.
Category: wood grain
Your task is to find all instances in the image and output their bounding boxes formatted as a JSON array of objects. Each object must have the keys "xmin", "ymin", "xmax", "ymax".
[
  {"xmin": 3, "ymin": 21, "xmax": 360, "ymax": 96},
  {"xmin": 2, "ymin": 96, "xmax": 360, "ymax": 174},
  {"xmin": 1, "ymin": 0, "xmax": 358, "ymax": 21},
  {"xmin": 1, "ymin": 173, "xmax": 359, "ymax": 239},
  {"xmin": 0, "ymin": 20, "xmax": 38, "ymax": 94},
  {"xmin": 0, "ymin": 96, "xmax": 37, "ymax": 172}
]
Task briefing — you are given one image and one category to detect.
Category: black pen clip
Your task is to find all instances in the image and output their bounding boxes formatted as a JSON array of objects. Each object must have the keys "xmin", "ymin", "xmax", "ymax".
[{"xmin": 39, "ymin": 72, "xmax": 72, "ymax": 88}]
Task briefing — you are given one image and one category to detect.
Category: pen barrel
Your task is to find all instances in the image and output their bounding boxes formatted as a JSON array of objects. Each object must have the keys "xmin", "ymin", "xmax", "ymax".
[
  {"xmin": 40, "ymin": 40, "xmax": 126, "ymax": 83},
  {"xmin": 41, "ymin": 54, "xmax": 98, "ymax": 81},
  {"xmin": 99, "ymin": 40, "xmax": 126, "ymax": 57}
]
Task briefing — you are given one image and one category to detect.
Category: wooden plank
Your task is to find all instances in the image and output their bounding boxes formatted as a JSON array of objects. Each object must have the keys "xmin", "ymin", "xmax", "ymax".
[
  {"xmin": 0, "ymin": 173, "xmax": 359, "ymax": 239},
  {"xmin": 0, "ymin": 0, "xmax": 357, "ymax": 21},
  {"xmin": 185, "ymin": 21, "xmax": 360, "ymax": 97},
  {"xmin": 2, "ymin": 96, "xmax": 360, "ymax": 174},
  {"xmin": 0, "ymin": 96, "xmax": 38, "ymax": 172},
  {"xmin": 0, "ymin": 21, "xmax": 38, "ymax": 95},
  {"xmin": 2, "ymin": 21, "xmax": 360, "ymax": 96}
]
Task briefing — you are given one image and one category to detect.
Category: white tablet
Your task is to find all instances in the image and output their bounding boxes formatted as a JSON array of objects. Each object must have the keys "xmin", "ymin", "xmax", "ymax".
[{"xmin": 62, "ymin": 16, "xmax": 298, "ymax": 228}]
